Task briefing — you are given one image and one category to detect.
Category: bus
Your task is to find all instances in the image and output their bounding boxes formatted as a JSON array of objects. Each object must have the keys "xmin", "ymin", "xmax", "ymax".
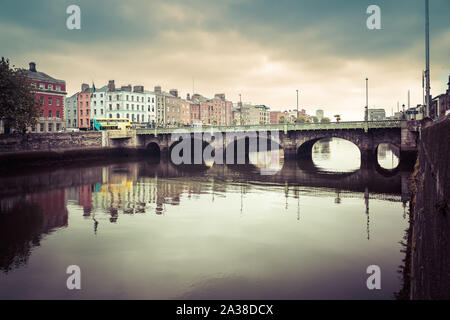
[{"xmin": 90, "ymin": 118, "xmax": 131, "ymax": 131}]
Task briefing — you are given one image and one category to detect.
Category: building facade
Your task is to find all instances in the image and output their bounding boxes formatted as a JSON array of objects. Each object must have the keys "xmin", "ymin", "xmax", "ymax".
[
  {"xmin": 24, "ymin": 62, "xmax": 66, "ymax": 133},
  {"xmin": 64, "ymin": 93, "xmax": 78, "ymax": 129}
]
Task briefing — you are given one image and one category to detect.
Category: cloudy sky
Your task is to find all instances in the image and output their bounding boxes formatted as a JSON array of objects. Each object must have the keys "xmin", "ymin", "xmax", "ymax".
[{"xmin": 1, "ymin": 0, "xmax": 449, "ymax": 120}]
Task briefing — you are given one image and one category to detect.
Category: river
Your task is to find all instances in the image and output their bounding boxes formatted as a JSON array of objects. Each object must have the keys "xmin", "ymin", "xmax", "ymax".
[{"xmin": 0, "ymin": 138, "xmax": 410, "ymax": 299}]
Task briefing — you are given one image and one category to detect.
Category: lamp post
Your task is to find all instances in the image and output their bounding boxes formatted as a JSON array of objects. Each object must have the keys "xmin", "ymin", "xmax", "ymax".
[
  {"xmin": 425, "ymin": 0, "xmax": 431, "ymax": 118},
  {"xmin": 239, "ymin": 94, "xmax": 242, "ymax": 125},
  {"xmin": 365, "ymin": 78, "xmax": 369, "ymax": 122},
  {"xmin": 296, "ymin": 90, "xmax": 299, "ymax": 121}
]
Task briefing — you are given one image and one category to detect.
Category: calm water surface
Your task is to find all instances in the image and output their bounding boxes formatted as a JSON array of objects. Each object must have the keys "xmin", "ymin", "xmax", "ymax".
[{"xmin": 0, "ymin": 138, "xmax": 410, "ymax": 299}]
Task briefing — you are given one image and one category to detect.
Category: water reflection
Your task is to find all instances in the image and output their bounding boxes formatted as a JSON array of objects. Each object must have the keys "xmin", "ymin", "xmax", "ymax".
[
  {"xmin": 377, "ymin": 143, "xmax": 400, "ymax": 170},
  {"xmin": 312, "ymin": 138, "xmax": 360, "ymax": 172},
  {"xmin": 0, "ymin": 140, "xmax": 411, "ymax": 299}
]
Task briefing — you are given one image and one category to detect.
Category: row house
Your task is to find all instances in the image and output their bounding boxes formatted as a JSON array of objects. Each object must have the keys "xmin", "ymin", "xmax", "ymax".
[
  {"xmin": 24, "ymin": 62, "xmax": 67, "ymax": 133},
  {"xmin": 65, "ymin": 93, "xmax": 78, "ymax": 129}
]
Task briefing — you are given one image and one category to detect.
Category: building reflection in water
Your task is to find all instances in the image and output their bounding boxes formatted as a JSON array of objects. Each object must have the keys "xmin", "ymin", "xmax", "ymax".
[{"xmin": 0, "ymin": 189, "xmax": 67, "ymax": 273}]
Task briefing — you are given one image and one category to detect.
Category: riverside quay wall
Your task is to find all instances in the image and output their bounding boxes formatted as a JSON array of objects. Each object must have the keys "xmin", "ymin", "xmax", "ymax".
[
  {"xmin": 410, "ymin": 116, "xmax": 450, "ymax": 299},
  {"xmin": 0, "ymin": 132, "xmax": 144, "ymax": 170}
]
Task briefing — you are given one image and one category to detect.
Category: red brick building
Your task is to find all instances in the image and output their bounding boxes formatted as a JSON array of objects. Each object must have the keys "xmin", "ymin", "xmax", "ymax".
[{"xmin": 24, "ymin": 62, "xmax": 66, "ymax": 133}]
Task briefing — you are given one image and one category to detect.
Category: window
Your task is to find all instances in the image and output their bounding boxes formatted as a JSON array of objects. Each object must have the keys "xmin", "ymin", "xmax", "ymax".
[
  {"xmin": 56, "ymin": 111, "xmax": 60, "ymax": 118},
  {"xmin": 56, "ymin": 99, "xmax": 60, "ymax": 106},
  {"xmin": 94, "ymin": 109, "xmax": 97, "ymax": 115},
  {"xmin": 40, "ymin": 96, "xmax": 44, "ymax": 105},
  {"xmin": 101, "ymin": 109, "xmax": 104, "ymax": 115},
  {"xmin": 127, "ymin": 104, "xmax": 129, "ymax": 110},
  {"xmin": 80, "ymin": 119, "xmax": 83, "ymax": 125},
  {"xmin": 117, "ymin": 113, "xmax": 120, "ymax": 119},
  {"xmin": 31, "ymin": 82, "xmax": 36, "ymax": 88},
  {"xmin": 109, "ymin": 104, "xmax": 112, "ymax": 111},
  {"xmin": 48, "ymin": 110, "xmax": 52, "ymax": 117},
  {"xmin": 132, "ymin": 104, "xmax": 134, "ymax": 111},
  {"xmin": 48, "ymin": 84, "xmax": 53, "ymax": 90},
  {"xmin": 126, "ymin": 113, "xmax": 129, "ymax": 119},
  {"xmin": 86, "ymin": 110, "xmax": 89, "ymax": 115},
  {"xmin": 117, "ymin": 104, "xmax": 120, "ymax": 110},
  {"xmin": 73, "ymin": 110, "xmax": 76, "ymax": 116},
  {"xmin": 56, "ymin": 123, "xmax": 60, "ymax": 131},
  {"xmin": 39, "ymin": 83, "xmax": 44, "ymax": 89},
  {"xmin": 94, "ymin": 101, "xmax": 97, "ymax": 106},
  {"xmin": 152, "ymin": 98, "xmax": 154, "ymax": 103},
  {"xmin": 39, "ymin": 123, "xmax": 44, "ymax": 132},
  {"xmin": 109, "ymin": 96, "xmax": 112, "ymax": 101},
  {"xmin": 86, "ymin": 101, "xmax": 89, "ymax": 107},
  {"xmin": 48, "ymin": 123, "xmax": 53, "ymax": 132},
  {"xmin": 39, "ymin": 110, "xmax": 44, "ymax": 117},
  {"xmin": 100, "ymin": 94, "xmax": 103, "ymax": 98},
  {"xmin": 137, "ymin": 114, "xmax": 140, "ymax": 122},
  {"xmin": 109, "ymin": 114, "xmax": 112, "ymax": 119}
]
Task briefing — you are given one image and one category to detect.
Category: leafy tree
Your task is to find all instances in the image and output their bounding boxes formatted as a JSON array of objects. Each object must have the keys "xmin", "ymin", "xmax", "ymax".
[
  {"xmin": 232, "ymin": 118, "xmax": 238, "ymax": 125},
  {"xmin": 212, "ymin": 119, "xmax": 218, "ymax": 125},
  {"xmin": 0, "ymin": 57, "xmax": 37, "ymax": 133},
  {"xmin": 334, "ymin": 114, "xmax": 341, "ymax": 123},
  {"xmin": 279, "ymin": 115, "xmax": 286, "ymax": 124},
  {"xmin": 296, "ymin": 115, "xmax": 307, "ymax": 123},
  {"xmin": 321, "ymin": 117, "xmax": 331, "ymax": 123},
  {"xmin": 311, "ymin": 116, "xmax": 319, "ymax": 123}
]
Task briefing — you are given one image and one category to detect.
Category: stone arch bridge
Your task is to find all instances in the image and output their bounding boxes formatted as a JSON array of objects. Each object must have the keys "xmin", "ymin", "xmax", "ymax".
[{"xmin": 106, "ymin": 120, "xmax": 418, "ymax": 167}]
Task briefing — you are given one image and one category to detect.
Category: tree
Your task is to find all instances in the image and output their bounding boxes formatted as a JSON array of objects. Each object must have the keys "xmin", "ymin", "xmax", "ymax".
[
  {"xmin": 334, "ymin": 114, "xmax": 341, "ymax": 123},
  {"xmin": 311, "ymin": 116, "xmax": 319, "ymax": 123},
  {"xmin": 321, "ymin": 117, "xmax": 331, "ymax": 123},
  {"xmin": 279, "ymin": 115, "xmax": 286, "ymax": 124},
  {"xmin": 232, "ymin": 118, "xmax": 238, "ymax": 125},
  {"xmin": 296, "ymin": 115, "xmax": 307, "ymax": 123},
  {"xmin": 212, "ymin": 119, "xmax": 218, "ymax": 125},
  {"xmin": 0, "ymin": 57, "xmax": 37, "ymax": 133}
]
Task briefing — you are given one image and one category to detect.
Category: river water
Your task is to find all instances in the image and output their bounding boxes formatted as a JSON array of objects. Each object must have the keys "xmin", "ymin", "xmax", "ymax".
[{"xmin": 0, "ymin": 138, "xmax": 410, "ymax": 299}]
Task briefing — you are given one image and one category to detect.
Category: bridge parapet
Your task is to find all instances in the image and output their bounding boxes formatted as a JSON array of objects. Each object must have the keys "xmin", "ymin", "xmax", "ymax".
[{"xmin": 136, "ymin": 120, "xmax": 406, "ymax": 135}]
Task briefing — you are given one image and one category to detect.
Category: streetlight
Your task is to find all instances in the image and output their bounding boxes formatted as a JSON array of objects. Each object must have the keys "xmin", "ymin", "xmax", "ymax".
[
  {"xmin": 239, "ymin": 94, "xmax": 242, "ymax": 125},
  {"xmin": 296, "ymin": 90, "xmax": 299, "ymax": 121},
  {"xmin": 365, "ymin": 78, "xmax": 369, "ymax": 122}
]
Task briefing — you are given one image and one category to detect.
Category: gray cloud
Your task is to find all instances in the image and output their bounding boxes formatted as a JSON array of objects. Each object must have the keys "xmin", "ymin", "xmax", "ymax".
[{"xmin": 1, "ymin": 0, "xmax": 449, "ymax": 120}]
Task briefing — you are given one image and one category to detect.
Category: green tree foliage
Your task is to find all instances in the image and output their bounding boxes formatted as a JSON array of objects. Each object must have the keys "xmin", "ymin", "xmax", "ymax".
[
  {"xmin": 321, "ymin": 117, "xmax": 331, "ymax": 123},
  {"xmin": 311, "ymin": 116, "xmax": 319, "ymax": 123},
  {"xmin": 279, "ymin": 115, "xmax": 286, "ymax": 124},
  {"xmin": 296, "ymin": 115, "xmax": 307, "ymax": 123},
  {"xmin": 0, "ymin": 58, "xmax": 37, "ymax": 133}
]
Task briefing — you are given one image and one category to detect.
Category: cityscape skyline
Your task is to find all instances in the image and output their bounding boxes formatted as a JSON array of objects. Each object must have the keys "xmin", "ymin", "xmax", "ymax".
[{"xmin": 1, "ymin": 0, "xmax": 449, "ymax": 120}]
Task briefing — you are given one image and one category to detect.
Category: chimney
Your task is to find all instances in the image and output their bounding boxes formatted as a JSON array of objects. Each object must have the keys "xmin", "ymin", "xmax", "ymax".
[
  {"xmin": 29, "ymin": 62, "xmax": 36, "ymax": 72},
  {"xmin": 121, "ymin": 85, "xmax": 132, "ymax": 92},
  {"xmin": 169, "ymin": 89, "xmax": 178, "ymax": 97},
  {"xmin": 133, "ymin": 85, "xmax": 144, "ymax": 93},
  {"xmin": 154, "ymin": 86, "xmax": 162, "ymax": 94},
  {"xmin": 108, "ymin": 80, "xmax": 115, "ymax": 92},
  {"xmin": 81, "ymin": 83, "xmax": 89, "ymax": 92}
]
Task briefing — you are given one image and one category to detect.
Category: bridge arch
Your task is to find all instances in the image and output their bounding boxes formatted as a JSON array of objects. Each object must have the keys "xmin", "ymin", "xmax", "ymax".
[{"xmin": 224, "ymin": 133, "xmax": 283, "ymax": 165}]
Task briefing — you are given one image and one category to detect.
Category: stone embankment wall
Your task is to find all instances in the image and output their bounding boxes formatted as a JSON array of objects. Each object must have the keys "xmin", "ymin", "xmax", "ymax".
[
  {"xmin": 0, "ymin": 132, "xmax": 146, "ymax": 171},
  {"xmin": 410, "ymin": 116, "xmax": 450, "ymax": 299},
  {"xmin": 0, "ymin": 132, "xmax": 103, "ymax": 153}
]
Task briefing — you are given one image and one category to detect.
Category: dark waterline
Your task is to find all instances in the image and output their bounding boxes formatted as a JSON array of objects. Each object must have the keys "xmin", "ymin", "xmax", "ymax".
[{"xmin": 0, "ymin": 139, "xmax": 409, "ymax": 299}]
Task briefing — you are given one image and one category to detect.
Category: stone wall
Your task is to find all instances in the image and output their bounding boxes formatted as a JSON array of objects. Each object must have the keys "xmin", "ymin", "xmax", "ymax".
[
  {"xmin": 0, "ymin": 132, "xmax": 103, "ymax": 153},
  {"xmin": 410, "ymin": 116, "xmax": 450, "ymax": 299}
]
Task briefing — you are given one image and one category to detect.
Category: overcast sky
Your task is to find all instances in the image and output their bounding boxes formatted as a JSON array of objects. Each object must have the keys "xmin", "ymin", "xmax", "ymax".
[{"xmin": 1, "ymin": 0, "xmax": 449, "ymax": 120}]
